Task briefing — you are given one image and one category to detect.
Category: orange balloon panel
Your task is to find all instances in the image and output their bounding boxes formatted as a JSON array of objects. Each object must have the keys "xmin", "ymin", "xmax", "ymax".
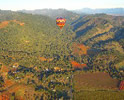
[{"xmin": 56, "ymin": 17, "xmax": 66, "ymax": 29}]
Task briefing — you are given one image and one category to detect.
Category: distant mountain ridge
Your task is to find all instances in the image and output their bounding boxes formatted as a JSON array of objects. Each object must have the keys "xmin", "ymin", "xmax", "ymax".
[
  {"xmin": 18, "ymin": 9, "xmax": 80, "ymax": 23},
  {"xmin": 73, "ymin": 8, "xmax": 124, "ymax": 16}
]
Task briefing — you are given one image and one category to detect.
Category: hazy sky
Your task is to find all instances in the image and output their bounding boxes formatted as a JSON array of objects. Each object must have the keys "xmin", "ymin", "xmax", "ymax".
[{"xmin": 0, "ymin": 0, "xmax": 124, "ymax": 11}]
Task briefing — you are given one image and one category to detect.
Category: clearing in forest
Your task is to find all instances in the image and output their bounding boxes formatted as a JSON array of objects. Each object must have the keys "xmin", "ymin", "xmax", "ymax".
[{"xmin": 74, "ymin": 72, "xmax": 119, "ymax": 91}]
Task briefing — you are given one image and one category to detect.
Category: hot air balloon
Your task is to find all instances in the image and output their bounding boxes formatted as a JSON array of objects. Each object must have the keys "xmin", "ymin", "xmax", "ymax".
[{"xmin": 56, "ymin": 17, "xmax": 66, "ymax": 29}]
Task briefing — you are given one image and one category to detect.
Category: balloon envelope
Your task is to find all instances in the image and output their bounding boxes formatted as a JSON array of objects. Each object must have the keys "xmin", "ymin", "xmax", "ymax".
[{"xmin": 56, "ymin": 17, "xmax": 66, "ymax": 29}]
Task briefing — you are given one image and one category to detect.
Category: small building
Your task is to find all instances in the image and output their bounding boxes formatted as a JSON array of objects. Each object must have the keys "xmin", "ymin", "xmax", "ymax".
[
  {"xmin": 12, "ymin": 63, "xmax": 19, "ymax": 68},
  {"xmin": 54, "ymin": 67, "xmax": 61, "ymax": 71},
  {"xmin": 61, "ymin": 68, "xmax": 65, "ymax": 71},
  {"xmin": 45, "ymin": 68, "xmax": 50, "ymax": 72}
]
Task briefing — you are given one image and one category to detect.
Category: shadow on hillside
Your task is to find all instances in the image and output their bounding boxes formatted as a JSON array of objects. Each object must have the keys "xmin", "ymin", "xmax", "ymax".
[
  {"xmin": 84, "ymin": 31, "xmax": 108, "ymax": 44},
  {"xmin": 92, "ymin": 28, "xmax": 124, "ymax": 47},
  {"xmin": 75, "ymin": 25, "xmax": 94, "ymax": 39},
  {"xmin": 71, "ymin": 17, "xmax": 83, "ymax": 25},
  {"xmin": 114, "ymin": 28, "xmax": 124, "ymax": 40},
  {"xmin": 87, "ymin": 49, "xmax": 105, "ymax": 56},
  {"xmin": 72, "ymin": 19, "xmax": 90, "ymax": 31}
]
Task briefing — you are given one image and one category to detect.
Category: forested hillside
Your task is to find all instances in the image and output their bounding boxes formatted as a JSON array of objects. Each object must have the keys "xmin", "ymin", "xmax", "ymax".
[
  {"xmin": 72, "ymin": 14, "xmax": 124, "ymax": 73},
  {"xmin": 0, "ymin": 10, "xmax": 76, "ymax": 67},
  {"xmin": 0, "ymin": 10, "xmax": 124, "ymax": 99},
  {"xmin": 0, "ymin": 10, "xmax": 76, "ymax": 99},
  {"xmin": 71, "ymin": 14, "xmax": 124, "ymax": 99}
]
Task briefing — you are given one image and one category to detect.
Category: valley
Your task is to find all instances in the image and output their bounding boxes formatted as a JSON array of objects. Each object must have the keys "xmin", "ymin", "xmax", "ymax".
[{"xmin": 0, "ymin": 9, "xmax": 124, "ymax": 99}]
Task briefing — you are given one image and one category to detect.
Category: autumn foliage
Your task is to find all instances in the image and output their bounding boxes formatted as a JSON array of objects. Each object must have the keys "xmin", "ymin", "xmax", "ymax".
[
  {"xmin": 13, "ymin": 20, "xmax": 25, "ymax": 26},
  {"xmin": 0, "ymin": 21, "xmax": 9, "ymax": 29},
  {"xmin": 39, "ymin": 57, "xmax": 47, "ymax": 61},
  {"xmin": 72, "ymin": 43, "xmax": 89, "ymax": 55},
  {"xmin": 39, "ymin": 57, "xmax": 53, "ymax": 62},
  {"xmin": 0, "ymin": 20, "xmax": 24, "ymax": 29},
  {"xmin": 1, "ymin": 65, "xmax": 8, "ymax": 73},
  {"xmin": 0, "ymin": 94, "xmax": 9, "ymax": 100},
  {"xmin": 4, "ymin": 80, "xmax": 15, "ymax": 88},
  {"xmin": 71, "ymin": 61, "xmax": 87, "ymax": 69},
  {"xmin": 119, "ymin": 81, "xmax": 124, "ymax": 90}
]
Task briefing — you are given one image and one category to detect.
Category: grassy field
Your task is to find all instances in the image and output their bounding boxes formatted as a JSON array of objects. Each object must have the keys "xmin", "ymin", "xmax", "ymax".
[
  {"xmin": 74, "ymin": 72, "xmax": 119, "ymax": 91},
  {"xmin": 73, "ymin": 72, "xmax": 124, "ymax": 100},
  {"xmin": 74, "ymin": 91, "xmax": 124, "ymax": 100}
]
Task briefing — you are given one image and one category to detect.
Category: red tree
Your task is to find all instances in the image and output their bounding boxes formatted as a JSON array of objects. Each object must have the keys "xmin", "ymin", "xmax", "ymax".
[{"xmin": 119, "ymin": 81, "xmax": 124, "ymax": 90}]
